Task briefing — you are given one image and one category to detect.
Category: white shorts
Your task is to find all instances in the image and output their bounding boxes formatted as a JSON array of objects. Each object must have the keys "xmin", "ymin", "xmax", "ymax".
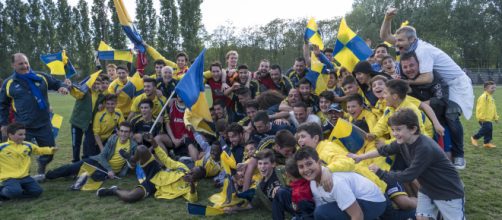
[{"xmin": 416, "ymin": 191, "xmax": 465, "ymax": 220}]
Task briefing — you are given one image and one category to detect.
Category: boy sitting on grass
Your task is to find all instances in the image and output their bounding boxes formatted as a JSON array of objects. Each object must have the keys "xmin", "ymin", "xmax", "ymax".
[
  {"xmin": 0, "ymin": 123, "xmax": 57, "ymax": 200},
  {"xmin": 349, "ymin": 108, "xmax": 465, "ymax": 220}
]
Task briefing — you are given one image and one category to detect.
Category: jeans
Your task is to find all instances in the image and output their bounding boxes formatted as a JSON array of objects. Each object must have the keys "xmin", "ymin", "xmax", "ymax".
[
  {"xmin": 446, "ymin": 107, "xmax": 464, "ymax": 158},
  {"xmin": 272, "ymin": 187, "xmax": 314, "ymax": 220},
  {"xmin": 25, "ymin": 124, "xmax": 55, "ymax": 174},
  {"xmin": 0, "ymin": 176, "xmax": 43, "ymax": 199},
  {"xmin": 45, "ymin": 159, "xmax": 107, "ymax": 181},
  {"xmin": 314, "ymin": 199, "xmax": 387, "ymax": 220},
  {"xmin": 473, "ymin": 121, "xmax": 493, "ymax": 144}
]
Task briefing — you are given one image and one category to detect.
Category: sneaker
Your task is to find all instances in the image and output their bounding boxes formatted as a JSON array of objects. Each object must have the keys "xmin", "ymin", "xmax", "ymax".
[
  {"xmin": 453, "ymin": 157, "xmax": 466, "ymax": 170},
  {"xmin": 32, "ymin": 174, "xmax": 45, "ymax": 183},
  {"xmin": 96, "ymin": 185, "xmax": 118, "ymax": 197},
  {"xmin": 37, "ymin": 164, "xmax": 47, "ymax": 175},
  {"xmin": 483, "ymin": 143, "xmax": 496, "ymax": 149},
  {"xmin": 70, "ymin": 173, "xmax": 88, "ymax": 191},
  {"xmin": 471, "ymin": 136, "xmax": 478, "ymax": 147},
  {"xmin": 119, "ymin": 149, "xmax": 133, "ymax": 168}
]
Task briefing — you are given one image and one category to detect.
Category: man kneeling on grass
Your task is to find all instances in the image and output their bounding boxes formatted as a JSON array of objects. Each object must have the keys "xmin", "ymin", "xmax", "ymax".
[
  {"xmin": 349, "ymin": 108, "xmax": 465, "ymax": 220},
  {"xmin": 45, "ymin": 122, "xmax": 137, "ymax": 190},
  {"xmin": 0, "ymin": 123, "xmax": 58, "ymax": 201},
  {"xmin": 95, "ymin": 133, "xmax": 205, "ymax": 203}
]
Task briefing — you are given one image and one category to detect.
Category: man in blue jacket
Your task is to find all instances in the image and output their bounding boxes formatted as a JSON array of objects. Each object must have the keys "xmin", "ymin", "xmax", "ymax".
[{"xmin": 0, "ymin": 53, "xmax": 69, "ymax": 176}]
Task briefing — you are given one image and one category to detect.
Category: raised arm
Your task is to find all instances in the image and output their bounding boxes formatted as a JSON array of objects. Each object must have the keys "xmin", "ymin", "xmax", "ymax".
[{"xmin": 380, "ymin": 7, "xmax": 398, "ymax": 45}]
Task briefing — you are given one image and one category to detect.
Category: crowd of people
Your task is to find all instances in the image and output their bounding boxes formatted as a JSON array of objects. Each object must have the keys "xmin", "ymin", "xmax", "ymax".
[{"xmin": 0, "ymin": 7, "xmax": 499, "ymax": 220}]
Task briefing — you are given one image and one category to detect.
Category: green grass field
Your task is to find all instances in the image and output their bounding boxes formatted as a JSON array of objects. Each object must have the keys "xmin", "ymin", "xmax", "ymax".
[{"xmin": 1, "ymin": 86, "xmax": 501, "ymax": 219}]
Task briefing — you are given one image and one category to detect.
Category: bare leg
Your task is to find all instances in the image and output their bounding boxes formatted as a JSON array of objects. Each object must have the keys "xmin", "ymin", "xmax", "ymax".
[
  {"xmin": 188, "ymin": 144, "xmax": 201, "ymax": 161},
  {"xmin": 154, "ymin": 134, "xmax": 172, "ymax": 153},
  {"xmin": 115, "ymin": 187, "xmax": 146, "ymax": 203}
]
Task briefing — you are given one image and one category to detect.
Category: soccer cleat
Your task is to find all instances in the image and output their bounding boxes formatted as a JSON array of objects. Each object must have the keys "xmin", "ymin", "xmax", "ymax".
[
  {"xmin": 119, "ymin": 149, "xmax": 133, "ymax": 168},
  {"xmin": 471, "ymin": 136, "xmax": 479, "ymax": 147},
  {"xmin": 96, "ymin": 185, "xmax": 118, "ymax": 197},
  {"xmin": 32, "ymin": 174, "xmax": 46, "ymax": 183},
  {"xmin": 453, "ymin": 157, "xmax": 466, "ymax": 170},
  {"xmin": 70, "ymin": 173, "xmax": 88, "ymax": 191},
  {"xmin": 483, "ymin": 143, "xmax": 496, "ymax": 149}
]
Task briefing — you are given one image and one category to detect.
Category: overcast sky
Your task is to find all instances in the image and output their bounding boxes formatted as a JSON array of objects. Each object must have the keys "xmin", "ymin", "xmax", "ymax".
[{"xmin": 67, "ymin": 0, "xmax": 354, "ymax": 32}]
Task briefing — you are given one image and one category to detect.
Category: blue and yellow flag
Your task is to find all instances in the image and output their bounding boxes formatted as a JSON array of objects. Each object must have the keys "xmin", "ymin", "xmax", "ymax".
[
  {"xmin": 113, "ymin": 0, "xmax": 145, "ymax": 53},
  {"xmin": 50, "ymin": 112, "xmax": 63, "ymax": 139},
  {"xmin": 175, "ymin": 49, "xmax": 212, "ymax": 122},
  {"xmin": 305, "ymin": 52, "xmax": 330, "ymax": 95},
  {"xmin": 97, "ymin": 41, "xmax": 134, "ymax": 63},
  {"xmin": 40, "ymin": 50, "xmax": 76, "ymax": 78},
  {"xmin": 333, "ymin": 18, "xmax": 373, "ymax": 72},
  {"xmin": 187, "ymin": 203, "xmax": 225, "ymax": 216},
  {"xmin": 77, "ymin": 162, "xmax": 104, "ymax": 191},
  {"xmin": 329, "ymin": 119, "xmax": 366, "ymax": 153},
  {"xmin": 122, "ymin": 72, "xmax": 144, "ymax": 98},
  {"xmin": 304, "ymin": 18, "xmax": 324, "ymax": 50},
  {"xmin": 135, "ymin": 164, "xmax": 146, "ymax": 184}
]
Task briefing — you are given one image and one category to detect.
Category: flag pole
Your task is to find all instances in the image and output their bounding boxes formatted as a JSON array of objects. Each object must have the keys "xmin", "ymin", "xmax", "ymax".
[{"xmin": 149, "ymin": 92, "xmax": 176, "ymax": 134}]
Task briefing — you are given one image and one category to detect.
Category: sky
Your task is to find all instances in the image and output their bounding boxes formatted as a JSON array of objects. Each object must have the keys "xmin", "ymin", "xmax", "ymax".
[{"xmin": 68, "ymin": 0, "xmax": 354, "ymax": 33}]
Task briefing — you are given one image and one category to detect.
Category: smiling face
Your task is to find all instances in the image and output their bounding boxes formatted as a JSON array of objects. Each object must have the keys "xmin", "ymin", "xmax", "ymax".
[
  {"xmin": 371, "ymin": 79, "xmax": 386, "ymax": 99},
  {"xmin": 227, "ymin": 54, "xmax": 238, "ymax": 68},
  {"xmin": 238, "ymin": 68, "xmax": 249, "ymax": 83},
  {"xmin": 161, "ymin": 66, "xmax": 173, "ymax": 81},
  {"xmin": 270, "ymin": 68, "xmax": 281, "ymax": 82},
  {"xmin": 227, "ymin": 131, "xmax": 242, "ymax": 147},
  {"xmin": 382, "ymin": 57, "xmax": 396, "ymax": 74},
  {"xmin": 12, "ymin": 54, "xmax": 30, "ymax": 74},
  {"xmin": 296, "ymin": 130, "xmax": 318, "ymax": 148},
  {"xmin": 257, "ymin": 158, "xmax": 275, "ymax": 179},
  {"xmin": 343, "ymin": 83, "xmax": 359, "ymax": 95},
  {"xmin": 319, "ymin": 97, "xmax": 332, "ymax": 113},
  {"xmin": 143, "ymin": 81, "xmax": 155, "ymax": 96},
  {"xmin": 117, "ymin": 125, "xmax": 131, "ymax": 142},
  {"xmin": 346, "ymin": 100, "xmax": 363, "ymax": 118},
  {"xmin": 294, "ymin": 60, "xmax": 306, "ymax": 74},
  {"xmin": 117, "ymin": 69, "xmax": 128, "ymax": 82},
  {"xmin": 9, "ymin": 129, "xmax": 26, "ymax": 144},
  {"xmin": 391, "ymin": 124, "xmax": 417, "ymax": 144},
  {"xmin": 258, "ymin": 61, "xmax": 270, "ymax": 74},
  {"xmin": 355, "ymin": 72, "xmax": 370, "ymax": 85},
  {"xmin": 211, "ymin": 66, "xmax": 222, "ymax": 81},
  {"xmin": 299, "ymin": 83, "xmax": 312, "ymax": 99},
  {"xmin": 374, "ymin": 46, "xmax": 388, "ymax": 61},
  {"xmin": 155, "ymin": 64, "xmax": 165, "ymax": 75},
  {"xmin": 395, "ymin": 32, "xmax": 414, "ymax": 54},
  {"xmin": 296, "ymin": 157, "xmax": 322, "ymax": 182},
  {"xmin": 293, "ymin": 106, "xmax": 308, "ymax": 124},
  {"xmin": 107, "ymin": 68, "xmax": 117, "ymax": 80},
  {"xmin": 105, "ymin": 100, "xmax": 117, "ymax": 113},
  {"xmin": 401, "ymin": 58, "xmax": 420, "ymax": 80},
  {"xmin": 176, "ymin": 56, "xmax": 187, "ymax": 69}
]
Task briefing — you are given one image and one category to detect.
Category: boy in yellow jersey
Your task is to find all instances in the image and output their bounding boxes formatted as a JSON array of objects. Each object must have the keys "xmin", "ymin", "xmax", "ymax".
[
  {"xmin": 93, "ymin": 95, "xmax": 125, "ymax": 154},
  {"xmin": 346, "ymin": 94, "xmax": 378, "ymax": 133},
  {"xmin": 295, "ymin": 122, "xmax": 387, "ymax": 193},
  {"xmin": 107, "ymin": 65, "xmax": 132, "ymax": 116},
  {"xmin": 472, "ymin": 81, "xmax": 498, "ymax": 148},
  {"xmin": 129, "ymin": 77, "xmax": 167, "ymax": 120},
  {"xmin": 0, "ymin": 123, "xmax": 57, "ymax": 200},
  {"xmin": 46, "ymin": 122, "xmax": 137, "ymax": 189},
  {"xmin": 96, "ymin": 134, "xmax": 204, "ymax": 203}
]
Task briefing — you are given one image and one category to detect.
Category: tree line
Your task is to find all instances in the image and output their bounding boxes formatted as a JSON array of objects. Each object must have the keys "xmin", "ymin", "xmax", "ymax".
[{"xmin": 0, "ymin": 0, "xmax": 500, "ymax": 79}]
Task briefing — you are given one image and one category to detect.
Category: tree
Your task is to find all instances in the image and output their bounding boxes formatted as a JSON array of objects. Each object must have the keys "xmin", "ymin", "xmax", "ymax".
[
  {"xmin": 3, "ymin": 0, "xmax": 31, "ymax": 56},
  {"xmin": 0, "ymin": 2, "xmax": 8, "ymax": 75},
  {"xmin": 157, "ymin": 0, "xmax": 179, "ymax": 57},
  {"xmin": 108, "ymin": 0, "xmax": 126, "ymax": 49},
  {"xmin": 178, "ymin": 0, "xmax": 203, "ymax": 56},
  {"xmin": 27, "ymin": 0, "xmax": 43, "ymax": 68},
  {"xmin": 74, "ymin": 0, "xmax": 94, "ymax": 76},
  {"xmin": 91, "ymin": 0, "xmax": 110, "ymax": 48},
  {"xmin": 56, "ymin": 0, "xmax": 74, "ymax": 51},
  {"xmin": 136, "ymin": 0, "xmax": 157, "ymax": 45},
  {"xmin": 40, "ymin": 0, "xmax": 58, "ymax": 53}
]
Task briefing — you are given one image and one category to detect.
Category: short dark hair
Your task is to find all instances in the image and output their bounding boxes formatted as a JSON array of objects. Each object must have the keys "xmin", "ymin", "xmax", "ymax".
[
  {"xmin": 484, "ymin": 81, "xmax": 496, "ymax": 88},
  {"xmin": 255, "ymin": 149, "xmax": 276, "ymax": 163},
  {"xmin": 7, "ymin": 122, "xmax": 25, "ymax": 135},
  {"xmin": 298, "ymin": 78, "xmax": 312, "ymax": 87},
  {"xmin": 213, "ymin": 99, "xmax": 226, "ymax": 109},
  {"xmin": 210, "ymin": 62, "xmax": 222, "ymax": 70},
  {"xmin": 346, "ymin": 94, "xmax": 364, "ymax": 106},
  {"xmin": 342, "ymin": 75, "xmax": 358, "ymax": 88},
  {"xmin": 143, "ymin": 77, "xmax": 156, "ymax": 85},
  {"xmin": 370, "ymin": 75, "xmax": 389, "ymax": 86},
  {"xmin": 296, "ymin": 122, "xmax": 322, "ymax": 141},
  {"xmin": 319, "ymin": 91, "xmax": 335, "ymax": 103},
  {"xmin": 293, "ymin": 102, "xmax": 307, "ymax": 110},
  {"xmin": 400, "ymin": 52, "xmax": 418, "ymax": 63},
  {"xmin": 285, "ymin": 158, "xmax": 301, "ymax": 179},
  {"xmin": 252, "ymin": 110, "xmax": 270, "ymax": 124},
  {"xmin": 104, "ymin": 94, "xmax": 118, "ymax": 102},
  {"xmin": 138, "ymin": 98, "xmax": 154, "ymax": 109},
  {"xmin": 380, "ymin": 55, "xmax": 395, "ymax": 65},
  {"xmin": 270, "ymin": 64, "xmax": 282, "ymax": 73},
  {"xmin": 294, "ymin": 147, "xmax": 319, "ymax": 162},
  {"xmin": 295, "ymin": 57, "xmax": 306, "ymax": 63},
  {"xmin": 275, "ymin": 130, "xmax": 297, "ymax": 150},
  {"xmin": 234, "ymin": 87, "xmax": 251, "ymax": 97},
  {"xmin": 237, "ymin": 64, "xmax": 249, "ymax": 71},
  {"xmin": 226, "ymin": 123, "xmax": 244, "ymax": 134},
  {"xmin": 215, "ymin": 119, "xmax": 228, "ymax": 133},
  {"xmin": 323, "ymin": 48, "xmax": 334, "ymax": 54},
  {"xmin": 116, "ymin": 65, "xmax": 129, "ymax": 72},
  {"xmin": 119, "ymin": 121, "xmax": 132, "ymax": 130},
  {"xmin": 244, "ymin": 100, "xmax": 259, "ymax": 110},
  {"xmin": 375, "ymin": 43, "xmax": 389, "ymax": 51},
  {"xmin": 388, "ymin": 108, "xmax": 421, "ymax": 134},
  {"xmin": 175, "ymin": 52, "xmax": 189, "ymax": 61},
  {"xmin": 154, "ymin": 59, "xmax": 166, "ymax": 66},
  {"xmin": 386, "ymin": 79, "xmax": 409, "ymax": 100}
]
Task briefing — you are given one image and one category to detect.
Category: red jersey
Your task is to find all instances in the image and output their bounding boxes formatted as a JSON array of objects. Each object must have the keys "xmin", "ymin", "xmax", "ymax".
[
  {"xmin": 290, "ymin": 178, "xmax": 314, "ymax": 205},
  {"xmin": 168, "ymin": 102, "xmax": 193, "ymax": 140},
  {"xmin": 207, "ymin": 79, "xmax": 233, "ymax": 108}
]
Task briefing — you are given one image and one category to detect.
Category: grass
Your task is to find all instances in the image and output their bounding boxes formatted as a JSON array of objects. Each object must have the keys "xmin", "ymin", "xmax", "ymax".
[{"xmin": 1, "ymin": 86, "xmax": 501, "ymax": 219}]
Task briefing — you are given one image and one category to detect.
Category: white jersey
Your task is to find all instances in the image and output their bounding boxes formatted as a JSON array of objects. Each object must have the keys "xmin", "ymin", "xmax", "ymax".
[
  {"xmin": 414, "ymin": 39, "xmax": 474, "ymax": 119},
  {"xmin": 310, "ymin": 171, "xmax": 386, "ymax": 211}
]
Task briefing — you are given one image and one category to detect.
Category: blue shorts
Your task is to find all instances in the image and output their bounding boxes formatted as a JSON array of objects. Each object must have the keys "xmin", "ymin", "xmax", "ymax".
[{"xmin": 137, "ymin": 159, "xmax": 162, "ymax": 198}]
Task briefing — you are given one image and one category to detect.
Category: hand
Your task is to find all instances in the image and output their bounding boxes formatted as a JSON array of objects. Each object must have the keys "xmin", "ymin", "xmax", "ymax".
[
  {"xmin": 366, "ymin": 133, "xmax": 376, "ymax": 141},
  {"xmin": 368, "ymin": 164, "xmax": 380, "ymax": 173},
  {"xmin": 312, "ymin": 44, "xmax": 321, "ymax": 56},
  {"xmin": 231, "ymin": 82, "xmax": 241, "ymax": 90},
  {"xmin": 320, "ymin": 167, "xmax": 333, "ymax": 192},
  {"xmin": 63, "ymin": 79, "xmax": 72, "ymax": 87},
  {"xmin": 273, "ymin": 118, "xmax": 290, "ymax": 126},
  {"xmin": 385, "ymin": 7, "xmax": 398, "ymax": 20},
  {"xmin": 347, "ymin": 153, "xmax": 362, "ymax": 163},
  {"xmin": 107, "ymin": 171, "xmax": 116, "ymax": 179},
  {"xmin": 271, "ymin": 186, "xmax": 280, "ymax": 198},
  {"xmin": 434, "ymin": 123, "xmax": 445, "ymax": 136},
  {"xmin": 391, "ymin": 74, "xmax": 401, "ymax": 79},
  {"xmin": 143, "ymin": 133, "xmax": 154, "ymax": 143},
  {"xmin": 221, "ymin": 83, "xmax": 230, "ymax": 91},
  {"xmin": 52, "ymin": 147, "xmax": 59, "ymax": 153},
  {"xmin": 58, "ymin": 87, "xmax": 69, "ymax": 95},
  {"xmin": 155, "ymin": 89, "xmax": 163, "ymax": 97},
  {"xmin": 376, "ymin": 139, "xmax": 385, "ymax": 148}
]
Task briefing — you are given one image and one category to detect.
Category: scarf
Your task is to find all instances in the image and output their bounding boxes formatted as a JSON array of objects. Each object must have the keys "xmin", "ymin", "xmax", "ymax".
[
  {"xmin": 404, "ymin": 38, "xmax": 419, "ymax": 54},
  {"xmin": 15, "ymin": 70, "xmax": 47, "ymax": 110}
]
